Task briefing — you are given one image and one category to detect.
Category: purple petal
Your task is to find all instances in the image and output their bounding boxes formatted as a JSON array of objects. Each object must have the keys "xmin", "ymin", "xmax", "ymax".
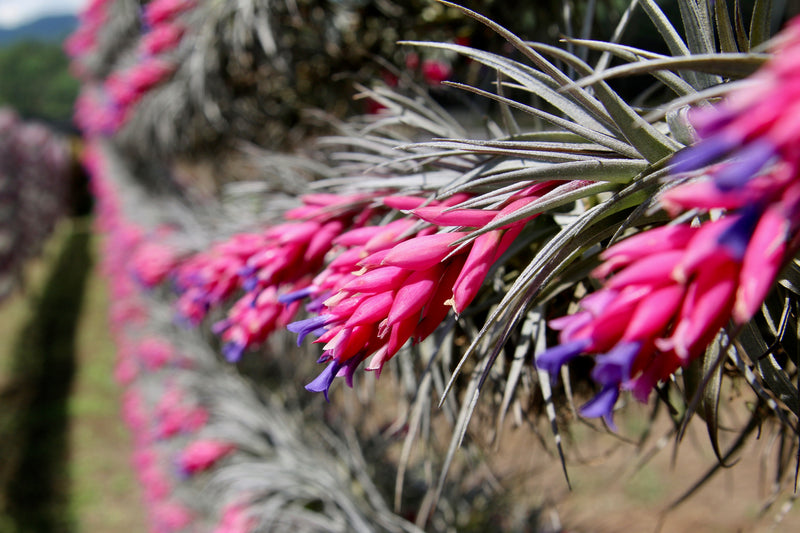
[
  {"xmin": 305, "ymin": 292, "xmax": 332, "ymax": 314},
  {"xmin": 717, "ymin": 205, "xmax": 761, "ymax": 261},
  {"xmin": 579, "ymin": 385, "xmax": 620, "ymax": 430},
  {"xmin": 337, "ymin": 353, "xmax": 366, "ymax": 388},
  {"xmin": 670, "ymin": 134, "xmax": 737, "ymax": 174},
  {"xmin": 305, "ymin": 360, "xmax": 342, "ymax": 401},
  {"xmin": 242, "ymin": 276, "xmax": 259, "ymax": 293},
  {"xmin": 278, "ymin": 286, "xmax": 317, "ymax": 305},
  {"xmin": 535, "ymin": 339, "xmax": 591, "ymax": 374},
  {"xmin": 211, "ymin": 319, "xmax": 232, "ymax": 335},
  {"xmin": 287, "ymin": 314, "xmax": 333, "ymax": 346},
  {"xmin": 590, "ymin": 341, "xmax": 640, "ymax": 387},
  {"xmin": 222, "ymin": 342, "xmax": 245, "ymax": 363},
  {"xmin": 713, "ymin": 139, "xmax": 777, "ymax": 191}
]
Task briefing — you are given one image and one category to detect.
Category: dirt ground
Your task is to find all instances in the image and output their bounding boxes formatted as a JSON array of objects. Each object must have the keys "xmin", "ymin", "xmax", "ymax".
[{"xmin": 482, "ymin": 398, "xmax": 800, "ymax": 533}]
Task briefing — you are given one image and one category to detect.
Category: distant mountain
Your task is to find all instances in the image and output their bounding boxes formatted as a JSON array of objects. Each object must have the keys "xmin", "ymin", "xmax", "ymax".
[{"xmin": 0, "ymin": 15, "xmax": 78, "ymax": 47}]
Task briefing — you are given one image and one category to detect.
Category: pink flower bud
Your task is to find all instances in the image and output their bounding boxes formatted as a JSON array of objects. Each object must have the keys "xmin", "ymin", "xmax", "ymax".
[{"xmin": 177, "ymin": 439, "xmax": 235, "ymax": 476}]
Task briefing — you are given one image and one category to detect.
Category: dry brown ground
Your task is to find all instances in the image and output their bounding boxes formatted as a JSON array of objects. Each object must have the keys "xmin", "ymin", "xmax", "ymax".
[{"xmin": 483, "ymin": 399, "xmax": 800, "ymax": 533}]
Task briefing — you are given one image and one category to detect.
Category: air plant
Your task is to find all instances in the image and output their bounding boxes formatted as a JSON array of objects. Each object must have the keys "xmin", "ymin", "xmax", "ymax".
[
  {"xmin": 68, "ymin": 0, "xmax": 800, "ymax": 531},
  {"xmin": 0, "ymin": 108, "xmax": 70, "ymax": 302}
]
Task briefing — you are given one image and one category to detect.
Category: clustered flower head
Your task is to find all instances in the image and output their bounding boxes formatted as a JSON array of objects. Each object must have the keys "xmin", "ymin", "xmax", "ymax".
[
  {"xmin": 287, "ymin": 183, "xmax": 560, "ymax": 399},
  {"xmin": 0, "ymin": 109, "xmax": 70, "ymax": 302},
  {"xmin": 537, "ymin": 14, "xmax": 800, "ymax": 427},
  {"xmin": 68, "ymin": 0, "xmax": 195, "ymax": 135},
  {"xmin": 176, "ymin": 439, "xmax": 236, "ymax": 477},
  {"xmin": 672, "ymin": 16, "xmax": 800, "ymax": 189},
  {"xmin": 63, "ymin": 0, "xmax": 112, "ymax": 68},
  {"xmin": 171, "ymin": 193, "xmax": 381, "ymax": 362}
]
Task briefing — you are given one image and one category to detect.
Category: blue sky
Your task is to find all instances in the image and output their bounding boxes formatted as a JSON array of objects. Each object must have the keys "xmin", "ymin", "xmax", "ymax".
[{"xmin": 0, "ymin": 0, "xmax": 86, "ymax": 28}]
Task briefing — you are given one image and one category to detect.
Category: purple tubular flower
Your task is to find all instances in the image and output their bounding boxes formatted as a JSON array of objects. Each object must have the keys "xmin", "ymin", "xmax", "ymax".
[
  {"xmin": 337, "ymin": 353, "xmax": 366, "ymax": 388},
  {"xmin": 670, "ymin": 134, "xmax": 738, "ymax": 174},
  {"xmin": 535, "ymin": 339, "xmax": 591, "ymax": 374},
  {"xmin": 713, "ymin": 140, "xmax": 777, "ymax": 190},
  {"xmin": 305, "ymin": 359, "xmax": 342, "ymax": 401},
  {"xmin": 211, "ymin": 318, "xmax": 232, "ymax": 335},
  {"xmin": 222, "ymin": 342, "xmax": 245, "ymax": 363},
  {"xmin": 278, "ymin": 285, "xmax": 317, "ymax": 305},
  {"xmin": 287, "ymin": 314, "xmax": 332, "ymax": 345},
  {"xmin": 579, "ymin": 386, "xmax": 620, "ymax": 430},
  {"xmin": 590, "ymin": 342, "xmax": 640, "ymax": 388},
  {"xmin": 716, "ymin": 204, "xmax": 762, "ymax": 260}
]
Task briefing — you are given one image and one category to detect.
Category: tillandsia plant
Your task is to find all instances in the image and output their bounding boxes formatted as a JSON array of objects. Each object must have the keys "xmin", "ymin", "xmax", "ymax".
[
  {"xmin": 0, "ymin": 108, "xmax": 71, "ymax": 302},
  {"xmin": 67, "ymin": 0, "xmax": 800, "ymax": 530},
  {"xmin": 271, "ymin": 0, "xmax": 800, "ymax": 515}
]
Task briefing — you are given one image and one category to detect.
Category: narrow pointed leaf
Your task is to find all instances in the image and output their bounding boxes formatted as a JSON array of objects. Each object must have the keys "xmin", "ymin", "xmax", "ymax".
[
  {"xmin": 571, "ymin": 53, "xmax": 768, "ymax": 88},
  {"xmin": 530, "ymin": 42, "xmax": 682, "ymax": 161},
  {"xmin": 734, "ymin": 0, "xmax": 750, "ymax": 52},
  {"xmin": 443, "ymin": 81, "xmax": 641, "ymax": 158},
  {"xmin": 401, "ymin": 41, "xmax": 614, "ymax": 133},
  {"xmin": 715, "ymin": 0, "xmax": 739, "ymax": 53},
  {"xmin": 749, "ymin": 0, "xmax": 774, "ymax": 49}
]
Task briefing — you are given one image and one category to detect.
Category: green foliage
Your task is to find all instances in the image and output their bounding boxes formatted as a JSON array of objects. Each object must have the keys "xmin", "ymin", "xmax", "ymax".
[{"xmin": 0, "ymin": 41, "xmax": 78, "ymax": 123}]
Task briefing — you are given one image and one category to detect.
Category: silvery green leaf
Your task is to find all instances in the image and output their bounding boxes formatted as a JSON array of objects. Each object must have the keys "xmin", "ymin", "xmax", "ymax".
[
  {"xmin": 400, "ymin": 40, "xmax": 614, "ymax": 133},
  {"xmin": 715, "ymin": 0, "xmax": 740, "ymax": 53},
  {"xmin": 638, "ymin": 0, "xmax": 693, "ymax": 57},
  {"xmin": 442, "ymin": 81, "xmax": 641, "ymax": 158},
  {"xmin": 734, "ymin": 0, "xmax": 751, "ymax": 52},
  {"xmin": 737, "ymin": 321, "xmax": 800, "ymax": 418},
  {"xmin": 528, "ymin": 42, "xmax": 682, "ymax": 162},
  {"xmin": 571, "ymin": 53, "xmax": 769, "ymax": 88},
  {"xmin": 563, "ymin": 37, "xmax": 696, "ymax": 96},
  {"xmin": 749, "ymin": 0, "xmax": 774, "ymax": 49},
  {"xmin": 431, "ymin": 1, "xmax": 623, "ymax": 132}
]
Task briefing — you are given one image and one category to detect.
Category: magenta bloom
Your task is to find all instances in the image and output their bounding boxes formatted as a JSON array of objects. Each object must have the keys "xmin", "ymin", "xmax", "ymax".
[
  {"xmin": 537, "ymin": 218, "xmax": 748, "ymax": 427},
  {"xmin": 137, "ymin": 337, "xmax": 176, "ymax": 371},
  {"xmin": 175, "ymin": 193, "xmax": 378, "ymax": 360},
  {"xmin": 130, "ymin": 241, "xmax": 180, "ymax": 288},
  {"xmin": 539, "ymin": 16, "xmax": 800, "ymax": 425},
  {"xmin": 290, "ymin": 187, "xmax": 557, "ymax": 399},
  {"xmin": 140, "ymin": 23, "xmax": 186, "ymax": 56},
  {"xmin": 421, "ymin": 59, "xmax": 452, "ymax": 85},
  {"xmin": 173, "ymin": 233, "xmax": 266, "ymax": 324},
  {"xmin": 671, "ymin": 16, "xmax": 800, "ymax": 188},
  {"xmin": 176, "ymin": 439, "xmax": 235, "ymax": 476},
  {"xmin": 143, "ymin": 0, "xmax": 196, "ymax": 27},
  {"xmin": 213, "ymin": 282, "xmax": 307, "ymax": 362},
  {"xmin": 213, "ymin": 501, "xmax": 257, "ymax": 533},
  {"xmin": 152, "ymin": 501, "xmax": 194, "ymax": 532}
]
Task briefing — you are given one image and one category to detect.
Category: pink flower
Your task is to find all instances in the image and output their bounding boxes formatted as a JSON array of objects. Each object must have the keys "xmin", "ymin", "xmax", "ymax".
[
  {"xmin": 140, "ymin": 23, "xmax": 185, "ymax": 56},
  {"xmin": 214, "ymin": 282, "xmax": 307, "ymax": 362},
  {"xmin": 173, "ymin": 233, "xmax": 265, "ymax": 324},
  {"xmin": 152, "ymin": 501, "xmax": 193, "ymax": 532},
  {"xmin": 289, "ymin": 188, "xmax": 553, "ymax": 398},
  {"xmin": 143, "ymin": 0, "xmax": 196, "ymax": 27},
  {"xmin": 214, "ymin": 501, "xmax": 257, "ymax": 533},
  {"xmin": 176, "ymin": 439, "xmax": 235, "ymax": 476},
  {"xmin": 114, "ymin": 353, "xmax": 138, "ymax": 385},
  {"xmin": 175, "ymin": 193, "xmax": 378, "ymax": 362},
  {"xmin": 538, "ymin": 15, "xmax": 800, "ymax": 426},
  {"xmin": 130, "ymin": 240, "xmax": 180, "ymax": 288},
  {"xmin": 137, "ymin": 337, "xmax": 176, "ymax": 371},
  {"xmin": 537, "ymin": 217, "xmax": 746, "ymax": 426},
  {"xmin": 421, "ymin": 59, "xmax": 452, "ymax": 85},
  {"xmin": 140, "ymin": 465, "xmax": 172, "ymax": 503}
]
